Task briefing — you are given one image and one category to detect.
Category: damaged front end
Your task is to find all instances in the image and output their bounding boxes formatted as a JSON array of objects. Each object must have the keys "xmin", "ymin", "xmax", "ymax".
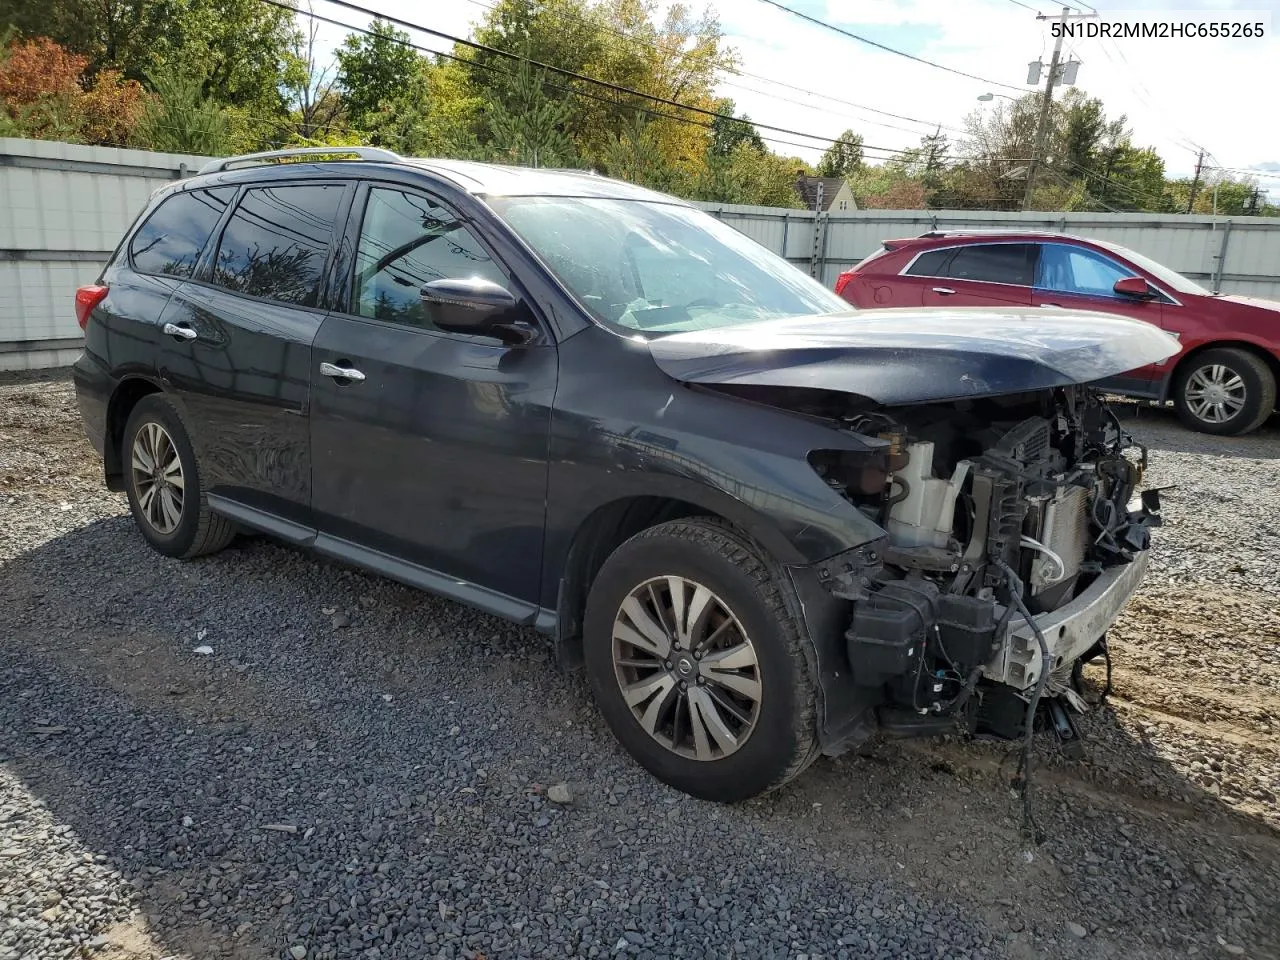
[
  {"xmin": 811, "ymin": 385, "xmax": 1161, "ymax": 749},
  {"xmin": 647, "ymin": 309, "xmax": 1177, "ymax": 765}
]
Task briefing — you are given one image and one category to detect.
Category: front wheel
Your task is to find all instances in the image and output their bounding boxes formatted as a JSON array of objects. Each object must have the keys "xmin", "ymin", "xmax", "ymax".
[
  {"xmin": 1173, "ymin": 347, "xmax": 1276, "ymax": 436},
  {"xmin": 583, "ymin": 518, "xmax": 820, "ymax": 802}
]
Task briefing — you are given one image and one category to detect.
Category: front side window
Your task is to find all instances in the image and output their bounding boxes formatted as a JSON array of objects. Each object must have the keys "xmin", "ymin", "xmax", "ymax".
[
  {"xmin": 487, "ymin": 196, "xmax": 849, "ymax": 335},
  {"xmin": 129, "ymin": 187, "xmax": 235, "ymax": 278},
  {"xmin": 1036, "ymin": 243, "xmax": 1133, "ymax": 298},
  {"xmin": 352, "ymin": 187, "xmax": 506, "ymax": 328},
  {"xmin": 211, "ymin": 184, "xmax": 344, "ymax": 307}
]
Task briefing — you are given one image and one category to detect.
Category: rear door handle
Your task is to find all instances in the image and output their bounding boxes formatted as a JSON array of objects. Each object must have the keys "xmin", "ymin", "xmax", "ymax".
[
  {"xmin": 931, "ymin": 287, "xmax": 956, "ymax": 295},
  {"xmin": 162, "ymin": 322, "xmax": 197, "ymax": 341},
  {"xmin": 319, "ymin": 361, "xmax": 366, "ymax": 383}
]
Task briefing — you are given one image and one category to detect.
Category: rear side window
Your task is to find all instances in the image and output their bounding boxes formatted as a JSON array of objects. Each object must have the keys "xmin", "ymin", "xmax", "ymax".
[
  {"xmin": 211, "ymin": 184, "xmax": 345, "ymax": 307},
  {"xmin": 129, "ymin": 188, "xmax": 235, "ymax": 278},
  {"xmin": 903, "ymin": 247, "xmax": 953, "ymax": 278},
  {"xmin": 945, "ymin": 244, "xmax": 1036, "ymax": 285}
]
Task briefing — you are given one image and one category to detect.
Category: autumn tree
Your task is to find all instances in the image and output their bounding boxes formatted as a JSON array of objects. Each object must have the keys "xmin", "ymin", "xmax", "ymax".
[{"xmin": 0, "ymin": 34, "xmax": 146, "ymax": 145}]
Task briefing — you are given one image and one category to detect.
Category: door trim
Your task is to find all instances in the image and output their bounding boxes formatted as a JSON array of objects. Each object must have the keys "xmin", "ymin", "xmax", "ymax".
[
  {"xmin": 208, "ymin": 494, "xmax": 317, "ymax": 545},
  {"xmin": 312, "ymin": 532, "xmax": 548, "ymax": 627},
  {"xmin": 207, "ymin": 493, "xmax": 560, "ymax": 632}
]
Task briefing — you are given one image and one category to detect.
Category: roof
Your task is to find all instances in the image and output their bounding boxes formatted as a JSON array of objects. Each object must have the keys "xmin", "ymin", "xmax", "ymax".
[
  {"xmin": 409, "ymin": 159, "xmax": 686, "ymax": 202},
  {"xmin": 192, "ymin": 148, "xmax": 687, "ymax": 204},
  {"xmin": 886, "ymin": 229, "xmax": 1097, "ymax": 248},
  {"xmin": 795, "ymin": 175, "xmax": 849, "ymax": 211}
]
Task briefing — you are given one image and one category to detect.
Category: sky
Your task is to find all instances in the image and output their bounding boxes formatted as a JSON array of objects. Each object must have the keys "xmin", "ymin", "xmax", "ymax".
[{"xmin": 307, "ymin": 0, "xmax": 1280, "ymax": 196}]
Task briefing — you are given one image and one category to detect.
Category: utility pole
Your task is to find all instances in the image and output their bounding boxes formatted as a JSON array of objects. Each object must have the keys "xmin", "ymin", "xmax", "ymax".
[
  {"xmin": 1023, "ymin": 6, "xmax": 1093, "ymax": 210},
  {"xmin": 1186, "ymin": 150, "xmax": 1205, "ymax": 213}
]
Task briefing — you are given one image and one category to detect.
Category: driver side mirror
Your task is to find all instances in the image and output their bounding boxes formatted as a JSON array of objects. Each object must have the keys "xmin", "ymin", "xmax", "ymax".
[
  {"xmin": 1113, "ymin": 276, "xmax": 1156, "ymax": 299},
  {"xmin": 421, "ymin": 277, "xmax": 537, "ymax": 345}
]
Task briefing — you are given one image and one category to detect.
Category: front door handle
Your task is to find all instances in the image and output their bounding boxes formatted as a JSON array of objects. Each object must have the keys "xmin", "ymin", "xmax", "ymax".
[
  {"xmin": 931, "ymin": 286, "xmax": 956, "ymax": 295},
  {"xmin": 319, "ymin": 361, "xmax": 366, "ymax": 383},
  {"xmin": 1040, "ymin": 303, "xmax": 1064, "ymax": 308},
  {"xmin": 162, "ymin": 322, "xmax": 197, "ymax": 341}
]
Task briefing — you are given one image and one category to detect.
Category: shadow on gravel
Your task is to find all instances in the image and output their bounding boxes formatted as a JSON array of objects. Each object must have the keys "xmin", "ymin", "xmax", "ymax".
[
  {"xmin": 1111, "ymin": 401, "xmax": 1280, "ymax": 458},
  {"xmin": 1, "ymin": 517, "xmax": 1278, "ymax": 960}
]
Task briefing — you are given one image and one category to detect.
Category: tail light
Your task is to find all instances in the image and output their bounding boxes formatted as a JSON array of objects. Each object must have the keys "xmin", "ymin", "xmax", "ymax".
[
  {"xmin": 834, "ymin": 272, "xmax": 857, "ymax": 297},
  {"xmin": 75, "ymin": 285, "xmax": 108, "ymax": 330}
]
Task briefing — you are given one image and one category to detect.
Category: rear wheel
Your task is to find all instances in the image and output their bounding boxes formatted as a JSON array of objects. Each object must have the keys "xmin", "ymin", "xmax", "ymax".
[
  {"xmin": 123, "ymin": 395, "xmax": 235, "ymax": 558},
  {"xmin": 583, "ymin": 518, "xmax": 820, "ymax": 802},
  {"xmin": 1173, "ymin": 347, "xmax": 1275, "ymax": 435}
]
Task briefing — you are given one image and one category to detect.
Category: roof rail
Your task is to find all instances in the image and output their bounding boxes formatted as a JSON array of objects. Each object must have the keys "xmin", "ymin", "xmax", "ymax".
[
  {"xmin": 917, "ymin": 228, "xmax": 1039, "ymax": 238},
  {"xmin": 196, "ymin": 146, "xmax": 402, "ymax": 176}
]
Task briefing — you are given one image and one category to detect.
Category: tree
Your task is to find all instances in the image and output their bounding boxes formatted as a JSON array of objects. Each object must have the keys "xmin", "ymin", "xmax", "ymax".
[
  {"xmin": 815, "ymin": 128, "xmax": 862, "ymax": 178},
  {"xmin": 708, "ymin": 97, "xmax": 763, "ymax": 157},
  {"xmin": 0, "ymin": 33, "xmax": 146, "ymax": 145},
  {"xmin": 335, "ymin": 18, "xmax": 420, "ymax": 139},
  {"xmin": 134, "ymin": 68, "xmax": 230, "ymax": 154},
  {"xmin": 283, "ymin": 6, "xmax": 347, "ymax": 144},
  {"xmin": 487, "ymin": 53, "xmax": 574, "ymax": 166},
  {"xmin": 0, "ymin": 0, "xmax": 298, "ymax": 115},
  {"xmin": 602, "ymin": 112, "xmax": 663, "ymax": 186}
]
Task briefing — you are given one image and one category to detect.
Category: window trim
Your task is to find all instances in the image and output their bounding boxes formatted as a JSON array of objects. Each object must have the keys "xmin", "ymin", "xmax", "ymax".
[
  {"xmin": 898, "ymin": 240, "xmax": 1038, "ymax": 289},
  {"xmin": 126, "ymin": 186, "xmax": 238, "ymax": 281},
  {"xmin": 334, "ymin": 181, "xmax": 546, "ymax": 344},
  {"xmin": 198, "ymin": 179, "xmax": 353, "ymax": 312},
  {"xmin": 1033, "ymin": 241, "xmax": 1181, "ymax": 307}
]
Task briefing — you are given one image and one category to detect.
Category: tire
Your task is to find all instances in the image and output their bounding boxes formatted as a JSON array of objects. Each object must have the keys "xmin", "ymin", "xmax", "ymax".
[
  {"xmin": 122, "ymin": 394, "xmax": 236, "ymax": 559},
  {"xmin": 583, "ymin": 517, "xmax": 820, "ymax": 802},
  {"xmin": 1173, "ymin": 347, "xmax": 1276, "ymax": 436}
]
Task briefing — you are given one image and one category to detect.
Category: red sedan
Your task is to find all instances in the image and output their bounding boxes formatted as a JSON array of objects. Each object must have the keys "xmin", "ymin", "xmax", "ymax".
[{"xmin": 836, "ymin": 230, "xmax": 1279, "ymax": 435}]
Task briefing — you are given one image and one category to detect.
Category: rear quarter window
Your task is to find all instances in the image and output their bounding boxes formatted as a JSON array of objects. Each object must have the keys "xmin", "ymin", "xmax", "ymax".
[
  {"xmin": 129, "ymin": 188, "xmax": 236, "ymax": 278},
  {"xmin": 903, "ymin": 247, "xmax": 954, "ymax": 278}
]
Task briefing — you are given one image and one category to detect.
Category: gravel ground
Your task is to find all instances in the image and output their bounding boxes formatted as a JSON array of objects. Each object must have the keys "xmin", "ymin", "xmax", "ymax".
[{"xmin": 1, "ymin": 370, "xmax": 1277, "ymax": 960}]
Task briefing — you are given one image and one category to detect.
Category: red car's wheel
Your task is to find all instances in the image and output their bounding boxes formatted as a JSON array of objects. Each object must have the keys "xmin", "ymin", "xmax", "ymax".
[{"xmin": 1173, "ymin": 347, "xmax": 1276, "ymax": 436}]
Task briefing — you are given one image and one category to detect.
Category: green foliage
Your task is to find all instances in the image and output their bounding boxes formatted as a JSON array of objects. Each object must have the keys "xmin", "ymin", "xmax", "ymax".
[
  {"xmin": 815, "ymin": 128, "xmax": 862, "ymax": 178},
  {"xmin": 487, "ymin": 52, "xmax": 575, "ymax": 167},
  {"xmin": 335, "ymin": 18, "xmax": 419, "ymax": 133},
  {"xmin": 0, "ymin": 0, "xmax": 297, "ymax": 117},
  {"xmin": 708, "ymin": 98, "xmax": 763, "ymax": 157},
  {"xmin": 134, "ymin": 68, "xmax": 229, "ymax": 154}
]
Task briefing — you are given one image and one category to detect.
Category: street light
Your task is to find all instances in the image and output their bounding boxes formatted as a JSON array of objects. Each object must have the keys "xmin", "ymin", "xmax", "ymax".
[{"xmin": 977, "ymin": 92, "xmax": 1017, "ymax": 102}]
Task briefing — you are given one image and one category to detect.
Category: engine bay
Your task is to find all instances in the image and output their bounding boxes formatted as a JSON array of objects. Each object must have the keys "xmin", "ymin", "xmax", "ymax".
[{"xmin": 811, "ymin": 385, "xmax": 1162, "ymax": 739}]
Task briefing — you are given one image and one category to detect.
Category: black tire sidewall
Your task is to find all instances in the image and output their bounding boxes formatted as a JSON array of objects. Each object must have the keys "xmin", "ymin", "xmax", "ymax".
[
  {"xmin": 583, "ymin": 528, "xmax": 806, "ymax": 802},
  {"xmin": 122, "ymin": 395, "xmax": 203, "ymax": 558},
  {"xmin": 1174, "ymin": 349, "xmax": 1268, "ymax": 435}
]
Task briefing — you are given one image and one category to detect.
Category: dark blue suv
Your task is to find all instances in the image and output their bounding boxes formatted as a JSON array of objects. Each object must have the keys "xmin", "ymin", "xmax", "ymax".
[{"xmin": 74, "ymin": 148, "xmax": 1173, "ymax": 801}]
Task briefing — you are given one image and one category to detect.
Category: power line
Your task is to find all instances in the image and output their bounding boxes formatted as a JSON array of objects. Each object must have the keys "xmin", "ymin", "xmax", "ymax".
[
  {"xmin": 454, "ymin": 0, "xmax": 967, "ymax": 137},
  {"xmin": 751, "ymin": 0, "xmax": 1026, "ymax": 93},
  {"xmin": 277, "ymin": 0, "xmax": 956, "ymax": 161}
]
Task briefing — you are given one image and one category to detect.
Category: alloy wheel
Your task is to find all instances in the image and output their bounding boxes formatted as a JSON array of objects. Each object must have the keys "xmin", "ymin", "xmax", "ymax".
[
  {"xmin": 1184, "ymin": 363, "xmax": 1247, "ymax": 424},
  {"xmin": 612, "ymin": 575, "xmax": 762, "ymax": 761},
  {"xmin": 130, "ymin": 421, "xmax": 185, "ymax": 534}
]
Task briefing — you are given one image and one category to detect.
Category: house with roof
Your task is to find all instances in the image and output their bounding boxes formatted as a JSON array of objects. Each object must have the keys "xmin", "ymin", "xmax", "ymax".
[{"xmin": 794, "ymin": 175, "xmax": 857, "ymax": 212}]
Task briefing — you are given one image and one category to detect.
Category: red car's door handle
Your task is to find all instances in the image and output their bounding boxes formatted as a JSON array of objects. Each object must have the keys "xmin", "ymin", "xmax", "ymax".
[{"xmin": 931, "ymin": 287, "xmax": 956, "ymax": 295}]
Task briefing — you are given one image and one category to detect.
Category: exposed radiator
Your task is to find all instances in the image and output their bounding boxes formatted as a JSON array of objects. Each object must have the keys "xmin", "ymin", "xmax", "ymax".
[{"xmin": 1031, "ymin": 485, "xmax": 1090, "ymax": 594}]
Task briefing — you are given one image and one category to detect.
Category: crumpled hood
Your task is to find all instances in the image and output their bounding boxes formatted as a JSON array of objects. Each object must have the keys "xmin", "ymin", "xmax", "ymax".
[{"xmin": 648, "ymin": 307, "xmax": 1180, "ymax": 405}]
